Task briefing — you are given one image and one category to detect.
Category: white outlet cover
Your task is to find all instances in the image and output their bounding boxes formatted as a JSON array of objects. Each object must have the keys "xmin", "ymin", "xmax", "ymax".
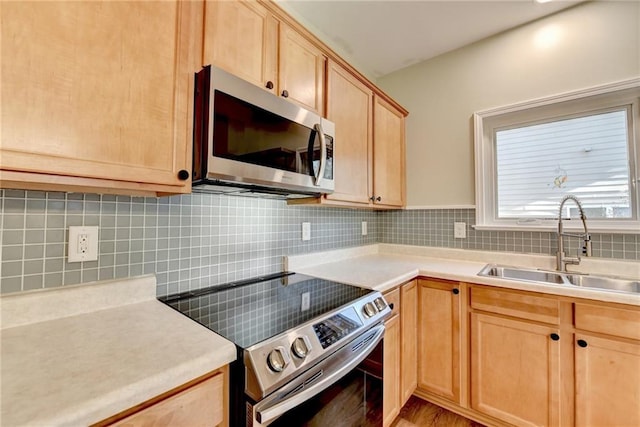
[
  {"xmin": 454, "ymin": 222, "xmax": 467, "ymax": 239},
  {"xmin": 362, "ymin": 221, "xmax": 368, "ymax": 236},
  {"xmin": 302, "ymin": 222, "xmax": 311, "ymax": 241},
  {"xmin": 68, "ymin": 226, "xmax": 99, "ymax": 262}
]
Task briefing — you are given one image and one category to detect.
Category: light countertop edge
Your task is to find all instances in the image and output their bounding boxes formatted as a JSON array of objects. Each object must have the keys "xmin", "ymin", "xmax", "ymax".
[
  {"xmin": 287, "ymin": 244, "xmax": 640, "ymax": 306},
  {"xmin": 1, "ymin": 276, "xmax": 236, "ymax": 427}
]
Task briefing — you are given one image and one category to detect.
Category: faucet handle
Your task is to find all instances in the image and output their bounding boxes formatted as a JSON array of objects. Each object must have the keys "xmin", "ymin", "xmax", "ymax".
[{"xmin": 582, "ymin": 236, "xmax": 592, "ymax": 256}]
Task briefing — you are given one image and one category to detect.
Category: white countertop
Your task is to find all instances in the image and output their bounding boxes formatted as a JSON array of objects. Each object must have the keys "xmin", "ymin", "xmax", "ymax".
[
  {"xmin": 286, "ymin": 244, "xmax": 640, "ymax": 306},
  {"xmin": 0, "ymin": 275, "xmax": 236, "ymax": 427}
]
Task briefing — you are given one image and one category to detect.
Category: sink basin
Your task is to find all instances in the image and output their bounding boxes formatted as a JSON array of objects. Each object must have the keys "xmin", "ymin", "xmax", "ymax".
[
  {"xmin": 478, "ymin": 264, "xmax": 640, "ymax": 295},
  {"xmin": 478, "ymin": 265, "xmax": 566, "ymax": 285},
  {"xmin": 564, "ymin": 274, "xmax": 640, "ymax": 294}
]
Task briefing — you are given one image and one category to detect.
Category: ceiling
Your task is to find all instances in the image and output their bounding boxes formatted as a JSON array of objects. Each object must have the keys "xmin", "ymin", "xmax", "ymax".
[{"xmin": 277, "ymin": 0, "xmax": 581, "ymax": 79}]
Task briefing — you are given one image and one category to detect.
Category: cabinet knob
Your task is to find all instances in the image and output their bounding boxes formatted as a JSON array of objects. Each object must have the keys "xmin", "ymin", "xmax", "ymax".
[
  {"xmin": 375, "ymin": 196, "xmax": 382, "ymax": 202},
  {"xmin": 388, "ymin": 303, "xmax": 395, "ymax": 310},
  {"xmin": 452, "ymin": 288, "xmax": 460, "ymax": 295},
  {"xmin": 177, "ymin": 170, "xmax": 190, "ymax": 180},
  {"xmin": 550, "ymin": 333, "xmax": 560, "ymax": 341},
  {"xmin": 265, "ymin": 81, "xmax": 274, "ymax": 90},
  {"xmin": 577, "ymin": 339, "xmax": 588, "ymax": 348},
  {"xmin": 281, "ymin": 89, "xmax": 289, "ymax": 98}
]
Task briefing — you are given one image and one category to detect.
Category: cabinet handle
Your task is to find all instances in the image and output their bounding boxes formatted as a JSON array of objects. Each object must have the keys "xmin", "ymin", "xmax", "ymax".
[
  {"xmin": 375, "ymin": 196, "xmax": 382, "ymax": 202},
  {"xmin": 577, "ymin": 339, "xmax": 588, "ymax": 348},
  {"xmin": 265, "ymin": 81, "xmax": 274, "ymax": 90},
  {"xmin": 452, "ymin": 288, "xmax": 460, "ymax": 295},
  {"xmin": 550, "ymin": 333, "xmax": 560, "ymax": 341},
  {"xmin": 177, "ymin": 170, "xmax": 190, "ymax": 180},
  {"xmin": 281, "ymin": 89, "xmax": 289, "ymax": 98},
  {"xmin": 388, "ymin": 303, "xmax": 394, "ymax": 310}
]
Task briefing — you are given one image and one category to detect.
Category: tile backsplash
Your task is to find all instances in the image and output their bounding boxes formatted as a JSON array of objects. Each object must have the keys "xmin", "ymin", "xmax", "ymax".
[
  {"xmin": 378, "ymin": 209, "xmax": 639, "ymax": 261},
  {"xmin": 0, "ymin": 190, "xmax": 377, "ymax": 296},
  {"xmin": 1, "ymin": 190, "xmax": 637, "ymax": 295}
]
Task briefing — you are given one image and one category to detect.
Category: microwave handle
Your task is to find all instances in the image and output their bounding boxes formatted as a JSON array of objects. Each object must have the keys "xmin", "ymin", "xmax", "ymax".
[{"xmin": 313, "ymin": 123, "xmax": 327, "ymax": 186}]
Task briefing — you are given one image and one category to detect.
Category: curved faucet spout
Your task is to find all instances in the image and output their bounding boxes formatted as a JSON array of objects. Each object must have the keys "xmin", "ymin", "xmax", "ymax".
[{"xmin": 557, "ymin": 195, "xmax": 592, "ymax": 272}]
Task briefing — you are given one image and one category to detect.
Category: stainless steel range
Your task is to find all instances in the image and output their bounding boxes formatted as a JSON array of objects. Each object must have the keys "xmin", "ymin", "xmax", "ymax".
[{"xmin": 160, "ymin": 272, "xmax": 391, "ymax": 427}]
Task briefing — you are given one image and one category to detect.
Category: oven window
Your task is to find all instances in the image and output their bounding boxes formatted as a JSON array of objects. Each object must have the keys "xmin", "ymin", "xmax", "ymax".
[{"xmin": 269, "ymin": 368, "xmax": 382, "ymax": 427}]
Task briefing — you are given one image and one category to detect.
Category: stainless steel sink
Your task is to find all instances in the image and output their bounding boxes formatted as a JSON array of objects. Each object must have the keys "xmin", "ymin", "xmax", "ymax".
[
  {"xmin": 478, "ymin": 264, "xmax": 640, "ymax": 295},
  {"xmin": 564, "ymin": 274, "xmax": 640, "ymax": 294},
  {"xmin": 478, "ymin": 265, "xmax": 566, "ymax": 284}
]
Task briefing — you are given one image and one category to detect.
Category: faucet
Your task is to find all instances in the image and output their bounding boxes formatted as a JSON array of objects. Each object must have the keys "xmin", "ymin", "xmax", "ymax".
[{"xmin": 556, "ymin": 195, "xmax": 592, "ymax": 272}]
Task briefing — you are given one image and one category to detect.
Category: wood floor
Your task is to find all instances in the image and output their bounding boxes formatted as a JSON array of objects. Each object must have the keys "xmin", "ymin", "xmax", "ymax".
[{"xmin": 391, "ymin": 396, "xmax": 485, "ymax": 427}]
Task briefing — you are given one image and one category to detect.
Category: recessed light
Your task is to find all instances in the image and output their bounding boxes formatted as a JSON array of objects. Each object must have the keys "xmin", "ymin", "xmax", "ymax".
[{"xmin": 535, "ymin": 0, "xmax": 553, "ymax": 3}]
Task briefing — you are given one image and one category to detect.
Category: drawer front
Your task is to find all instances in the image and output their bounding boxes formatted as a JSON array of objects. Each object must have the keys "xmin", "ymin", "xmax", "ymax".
[
  {"xmin": 384, "ymin": 288, "xmax": 401, "ymax": 316},
  {"xmin": 575, "ymin": 303, "xmax": 640, "ymax": 341},
  {"xmin": 470, "ymin": 286, "xmax": 560, "ymax": 325},
  {"xmin": 111, "ymin": 372, "xmax": 224, "ymax": 426}
]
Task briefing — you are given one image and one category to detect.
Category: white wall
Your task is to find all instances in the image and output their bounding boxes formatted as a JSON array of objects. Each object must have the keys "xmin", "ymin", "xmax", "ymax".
[{"xmin": 377, "ymin": 1, "xmax": 640, "ymax": 208}]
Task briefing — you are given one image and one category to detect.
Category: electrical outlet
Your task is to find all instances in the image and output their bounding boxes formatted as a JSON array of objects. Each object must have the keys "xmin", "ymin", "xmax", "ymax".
[
  {"xmin": 302, "ymin": 222, "xmax": 311, "ymax": 241},
  {"xmin": 68, "ymin": 226, "xmax": 99, "ymax": 262},
  {"xmin": 301, "ymin": 292, "xmax": 310, "ymax": 311},
  {"xmin": 454, "ymin": 222, "xmax": 467, "ymax": 239},
  {"xmin": 362, "ymin": 221, "xmax": 368, "ymax": 236}
]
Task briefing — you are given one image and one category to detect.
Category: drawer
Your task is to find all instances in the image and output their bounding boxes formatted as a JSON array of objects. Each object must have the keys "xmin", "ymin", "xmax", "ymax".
[
  {"xmin": 384, "ymin": 288, "xmax": 401, "ymax": 316},
  {"xmin": 110, "ymin": 372, "xmax": 224, "ymax": 426},
  {"xmin": 470, "ymin": 286, "xmax": 560, "ymax": 325},
  {"xmin": 575, "ymin": 303, "xmax": 640, "ymax": 341}
]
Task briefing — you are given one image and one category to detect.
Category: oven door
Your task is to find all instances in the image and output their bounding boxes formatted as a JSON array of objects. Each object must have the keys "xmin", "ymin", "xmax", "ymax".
[{"xmin": 250, "ymin": 324, "xmax": 384, "ymax": 427}]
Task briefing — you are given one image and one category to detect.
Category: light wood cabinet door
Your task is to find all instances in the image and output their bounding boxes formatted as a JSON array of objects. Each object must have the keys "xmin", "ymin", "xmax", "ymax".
[
  {"xmin": 471, "ymin": 312, "xmax": 562, "ymax": 427},
  {"xmin": 278, "ymin": 24, "xmax": 326, "ymax": 115},
  {"xmin": 575, "ymin": 334, "xmax": 640, "ymax": 427},
  {"xmin": 1, "ymin": 1, "xmax": 199, "ymax": 195},
  {"xmin": 417, "ymin": 279, "xmax": 462, "ymax": 403},
  {"xmin": 400, "ymin": 280, "xmax": 418, "ymax": 406},
  {"xmin": 373, "ymin": 96, "xmax": 405, "ymax": 207},
  {"xmin": 383, "ymin": 312, "xmax": 401, "ymax": 427},
  {"xmin": 203, "ymin": 0, "xmax": 278, "ymax": 93},
  {"xmin": 325, "ymin": 61, "xmax": 372, "ymax": 205}
]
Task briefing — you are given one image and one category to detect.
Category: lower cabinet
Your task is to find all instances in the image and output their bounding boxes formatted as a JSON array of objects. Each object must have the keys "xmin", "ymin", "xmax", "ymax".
[
  {"xmin": 400, "ymin": 280, "xmax": 418, "ymax": 406},
  {"xmin": 574, "ymin": 303, "xmax": 640, "ymax": 427},
  {"xmin": 413, "ymin": 279, "xmax": 640, "ymax": 427},
  {"xmin": 383, "ymin": 310, "xmax": 401, "ymax": 427},
  {"xmin": 96, "ymin": 368, "xmax": 227, "ymax": 427},
  {"xmin": 417, "ymin": 278, "xmax": 463, "ymax": 404},
  {"xmin": 470, "ymin": 312, "xmax": 562, "ymax": 427},
  {"xmin": 382, "ymin": 280, "xmax": 417, "ymax": 426}
]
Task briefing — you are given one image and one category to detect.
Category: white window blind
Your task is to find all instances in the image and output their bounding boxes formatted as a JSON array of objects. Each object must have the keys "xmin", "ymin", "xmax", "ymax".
[{"xmin": 495, "ymin": 109, "xmax": 631, "ymax": 219}]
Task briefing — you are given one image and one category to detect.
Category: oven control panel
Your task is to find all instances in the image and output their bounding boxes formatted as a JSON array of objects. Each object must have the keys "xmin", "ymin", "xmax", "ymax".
[
  {"xmin": 313, "ymin": 308, "xmax": 363, "ymax": 349},
  {"xmin": 244, "ymin": 291, "xmax": 391, "ymax": 401}
]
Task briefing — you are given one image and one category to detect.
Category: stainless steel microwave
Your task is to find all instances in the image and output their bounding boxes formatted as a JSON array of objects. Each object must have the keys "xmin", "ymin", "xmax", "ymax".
[{"xmin": 192, "ymin": 65, "xmax": 335, "ymax": 197}]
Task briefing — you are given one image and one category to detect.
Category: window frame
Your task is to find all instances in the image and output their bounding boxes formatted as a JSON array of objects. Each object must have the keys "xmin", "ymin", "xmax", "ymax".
[{"xmin": 474, "ymin": 78, "xmax": 640, "ymax": 233}]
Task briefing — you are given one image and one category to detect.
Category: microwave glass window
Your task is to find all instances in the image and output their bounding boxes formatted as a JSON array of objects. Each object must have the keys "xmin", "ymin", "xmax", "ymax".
[{"xmin": 212, "ymin": 90, "xmax": 333, "ymax": 178}]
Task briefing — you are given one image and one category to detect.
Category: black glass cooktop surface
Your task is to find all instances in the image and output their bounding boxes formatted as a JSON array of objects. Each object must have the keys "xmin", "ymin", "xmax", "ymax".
[{"xmin": 159, "ymin": 272, "xmax": 371, "ymax": 349}]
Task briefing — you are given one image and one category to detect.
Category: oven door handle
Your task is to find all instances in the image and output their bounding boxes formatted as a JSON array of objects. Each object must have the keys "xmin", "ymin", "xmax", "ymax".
[{"xmin": 255, "ymin": 324, "xmax": 384, "ymax": 425}]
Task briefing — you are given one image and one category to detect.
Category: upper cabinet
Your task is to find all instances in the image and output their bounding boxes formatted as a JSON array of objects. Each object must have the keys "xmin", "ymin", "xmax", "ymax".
[
  {"xmin": 373, "ymin": 96, "xmax": 406, "ymax": 207},
  {"xmin": 203, "ymin": 0, "xmax": 278, "ymax": 94},
  {"xmin": 0, "ymin": 1, "xmax": 201, "ymax": 196},
  {"xmin": 278, "ymin": 24, "xmax": 325, "ymax": 115},
  {"xmin": 324, "ymin": 60, "xmax": 373, "ymax": 205},
  {"xmin": 203, "ymin": 0, "xmax": 325, "ymax": 115}
]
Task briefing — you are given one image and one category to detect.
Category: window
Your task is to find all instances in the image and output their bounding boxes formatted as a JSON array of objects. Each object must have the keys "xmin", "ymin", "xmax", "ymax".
[{"xmin": 474, "ymin": 79, "xmax": 640, "ymax": 233}]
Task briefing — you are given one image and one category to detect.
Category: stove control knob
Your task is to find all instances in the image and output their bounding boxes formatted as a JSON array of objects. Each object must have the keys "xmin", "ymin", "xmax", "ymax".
[
  {"xmin": 374, "ymin": 297, "xmax": 387, "ymax": 311},
  {"xmin": 363, "ymin": 302, "xmax": 378, "ymax": 318},
  {"xmin": 267, "ymin": 346, "xmax": 290, "ymax": 373},
  {"xmin": 291, "ymin": 336, "xmax": 312, "ymax": 359}
]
